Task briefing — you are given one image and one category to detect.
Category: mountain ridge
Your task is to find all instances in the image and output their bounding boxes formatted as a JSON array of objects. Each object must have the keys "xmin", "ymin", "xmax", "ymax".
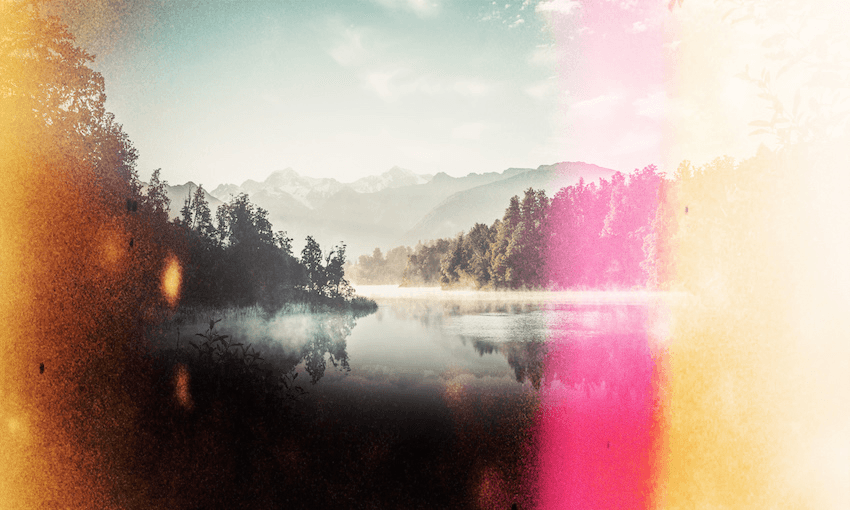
[
  {"xmin": 402, "ymin": 162, "xmax": 616, "ymax": 246},
  {"xmin": 163, "ymin": 162, "xmax": 619, "ymax": 257}
]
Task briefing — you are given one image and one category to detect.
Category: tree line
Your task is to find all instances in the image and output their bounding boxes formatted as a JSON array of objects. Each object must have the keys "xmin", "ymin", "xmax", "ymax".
[
  {"xmin": 142, "ymin": 171, "xmax": 357, "ymax": 311},
  {"xmin": 351, "ymin": 164, "xmax": 668, "ymax": 290},
  {"xmin": 344, "ymin": 246, "xmax": 412, "ymax": 285}
]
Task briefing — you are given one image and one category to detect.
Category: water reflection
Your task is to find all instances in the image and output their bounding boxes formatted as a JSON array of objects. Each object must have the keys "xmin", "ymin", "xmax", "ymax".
[
  {"xmin": 168, "ymin": 297, "xmax": 661, "ymax": 405},
  {"xmin": 467, "ymin": 339, "xmax": 545, "ymax": 389},
  {"xmin": 342, "ymin": 295, "xmax": 667, "ymax": 397},
  {"xmin": 535, "ymin": 301, "xmax": 662, "ymax": 509},
  {"xmin": 143, "ymin": 292, "xmax": 667, "ymax": 508},
  {"xmin": 543, "ymin": 303, "xmax": 654, "ymax": 397},
  {"xmin": 163, "ymin": 309, "xmax": 358, "ymax": 387},
  {"xmin": 299, "ymin": 313, "xmax": 353, "ymax": 384}
]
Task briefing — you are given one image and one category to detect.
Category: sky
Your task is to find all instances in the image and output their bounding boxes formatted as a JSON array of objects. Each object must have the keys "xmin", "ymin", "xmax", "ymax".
[
  {"xmin": 44, "ymin": 0, "xmax": 693, "ymax": 188},
  {"xmin": 46, "ymin": 0, "xmax": 826, "ymax": 190}
]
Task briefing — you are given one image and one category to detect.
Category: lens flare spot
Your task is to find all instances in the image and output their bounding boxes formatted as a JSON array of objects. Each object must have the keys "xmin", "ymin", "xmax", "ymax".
[
  {"xmin": 443, "ymin": 373, "xmax": 471, "ymax": 404},
  {"xmin": 102, "ymin": 238, "xmax": 121, "ymax": 267},
  {"xmin": 6, "ymin": 416, "xmax": 29, "ymax": 442},
  {"xmin": 477, "ymin": 466, "xmax": 510, "ymax": 509},
  {"xmin": 174, "ymin": 364, "xmax": 193, "ymax": 410},
  {"xmin": 161, "ymin": 256, "xmax": 182, "ymax": 307},
  {"xmin": 97, "ymin": 225, "xmax": 126, "ymax": 271}
]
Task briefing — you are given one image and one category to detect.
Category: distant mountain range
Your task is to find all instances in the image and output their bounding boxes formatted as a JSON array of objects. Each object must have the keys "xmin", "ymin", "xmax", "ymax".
[
  {"xmin": 402, "ymin": 162, "xmax": 614, "ymax": 246},
  {"xmin": 161, "ymin": 162, "xmax": 617, "ymax": 258},
  {"xmin": 209, "ymin": 166, "xmax": 431, "ymax": 209}
]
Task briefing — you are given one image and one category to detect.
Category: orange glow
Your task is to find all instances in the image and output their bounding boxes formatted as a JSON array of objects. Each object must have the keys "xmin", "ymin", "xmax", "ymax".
[
  {"xmin": 1, "ymin": 5, "xmax": 161, "ymax": 506},
  {"xmin": 161, "ymin": 255, "xmax": 182, "ymax": 307},
  {"xmin": 174, "ymin": 364, "xmax": 193, "ymax": 410},
  {"xmin": 477, "ymin": 466, "xmax": 510, "ymax": 509},
  {"xmin": 97, "ymin": 223, "xmax": 127, "ymax": 271}
]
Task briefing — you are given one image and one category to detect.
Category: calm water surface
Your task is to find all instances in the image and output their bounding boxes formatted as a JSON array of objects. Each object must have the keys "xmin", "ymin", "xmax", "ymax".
[
  {"xmin": 184, "ymin": 286, "xmax": 673, "ymax": 508},
  {"xmin": 310, "ymin": 286, "xmax": 670, "ymax": 392}
]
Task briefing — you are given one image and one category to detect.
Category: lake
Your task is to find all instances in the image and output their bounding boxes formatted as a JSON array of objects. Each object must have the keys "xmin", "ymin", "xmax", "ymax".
[{"xmin": 162, "ymin": 286, "xmax": 675, "ymax": 508}]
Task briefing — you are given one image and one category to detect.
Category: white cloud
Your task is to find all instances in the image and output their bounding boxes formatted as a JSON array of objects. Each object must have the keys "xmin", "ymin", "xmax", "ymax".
[
  {"xmin": 451, "ymin": 122, "xmax": 486, "ymax": 140},
  {"xmin": 630, "ymin": 21, "xmax": 647, "ymax": 33},
  {"xmin": 633, "ymin": 91, "xmax": 666, "ymax": 119},
  {"xmin": 524, "ymin": 78, "xmax": 557, "ymax": 100},
  {"xmin": 329, "ymin": 27, "xmax": 369, "ymax": 67},
  {"xmin": 453, "ymin": 79, "xmax": 491, "ymax": 96},
  {"xmin": 261, "ymin": 93, "xmax": 281, "ymax": 106},
  {"xmin": 510, "ymin": 17, "xmax": 525, "ymax": 28},
  {"xmin": 535, "ymin": 0, "xmax": 580, "ymax": 15},
  {"xmin": 611, "ymin": 130, "xmax": 661, "ymax": 158},
  {"xmin": 377, "ymin": 71, "xmax": 441, "ymax": 101},
  {"xmin": 364, "ymin": 72, "xmax": 492, "ymax": 102},
  {"xmin": 569, "ymin": 94, "xmax": 622, "ymax": 118},
  {"xmin": 663, "ymin": 40, "xmax": 681, "ymax": 52},
  {"xmin": 371, "ymin": 0, "xmax": 440, "ymax": 17},
  {"xmin": 529, "ymin": 44, "xmax": 556, "ymax": 67},
  {"xmin": 365, "ymin": 70, "xmax": 404, "ymax": 101}
]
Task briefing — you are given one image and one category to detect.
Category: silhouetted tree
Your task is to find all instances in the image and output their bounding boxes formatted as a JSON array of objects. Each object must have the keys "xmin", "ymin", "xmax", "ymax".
[
  {"xmin": 324, "ymin": 243, "xmax": 353, "ymax": 299},
  {"xmin": 301, "ymin": 236, "xmax": 325, "ymax": 297},
  {"xmin": 141, "ymin": 168, "xmax": 170, "ymax": 224},
  {"xmin": 465, "ymin": 222, "xmax": 496, "ymax": 287},
  {"xmin": 440, "ymin": 233, "xmax": 466, "ymax": 286}
]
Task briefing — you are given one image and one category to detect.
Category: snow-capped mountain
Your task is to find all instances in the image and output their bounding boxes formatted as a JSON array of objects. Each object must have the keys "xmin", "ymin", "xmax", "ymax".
[
  {"xmin": 209, "ymin": 166, "xmax": 433, "ymax": 210},
  {"xmin": 210, "ymin": 168, "xmax": 343, "ymax": 210},
  {"xmin": 348, "ymin": 166, "xmax": 433, "ymax": 194}
]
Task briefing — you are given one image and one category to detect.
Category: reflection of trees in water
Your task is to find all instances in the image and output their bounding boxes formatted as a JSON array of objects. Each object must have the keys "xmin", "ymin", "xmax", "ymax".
[
  {"xmin": 545, "ymin": 331, "xmax": 653, "ymax": 401},
  {"xmin": 542, "ymin": 305, "xmax": 653, "ymax": 399},
  {"xmin": 470, "ymin": 339, "xmax": 546, "ymax": 390},
  {"xmin": 504, "ymin": 341, "xmax": 545, "ymax": 390},
  {"xmin": 467, "ymin": 303, "xmax": 653, "ymax": 397},
  {"xmin": 468, "ymin": 330, "xmax": 651, "ymax": 398},
  {"xmin": 237, "ymin": 312, "xmax": 356, "ymax": 387},
  {"xmin": 300, "ymin": 313, "xmax": 354, "ymax": 384}
]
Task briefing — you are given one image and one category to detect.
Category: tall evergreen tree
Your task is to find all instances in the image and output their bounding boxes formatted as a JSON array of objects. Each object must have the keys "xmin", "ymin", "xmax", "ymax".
[
  {"xmin": 143, "ymin": 168, "xmax": 170, "ymax": 223},
  {"xmin": 490, "ymin": 195, "xmax": 521, "ymax": 287}
]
